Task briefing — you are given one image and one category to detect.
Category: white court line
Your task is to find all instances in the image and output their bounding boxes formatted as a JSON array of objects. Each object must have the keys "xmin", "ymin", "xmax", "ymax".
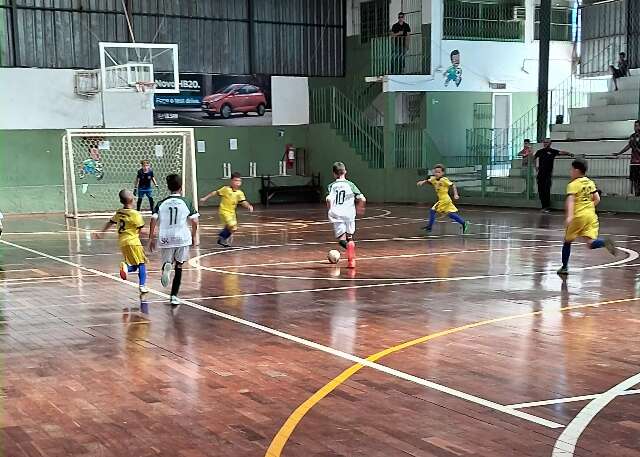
[
  {"xmin": 191, "ymin": 242, "xmax": 638, "ymax": 282},
  {"xmin": 207, "ymin": 244, "xmax": 562, "ymax": 269},
  {"xmin": 551, "ymin": 373, "xmax": 640, "ymax": 457},
  {"xmin": 0, "ymin": 238, "xmax": 562, "ymax": 430},
  {"xmin": 507, "ymin": 389, "xmax": 640, "ymax": 409},
  {"xmin": 184, "ymin": 248, "xmax": 638, "ymax": 301}
]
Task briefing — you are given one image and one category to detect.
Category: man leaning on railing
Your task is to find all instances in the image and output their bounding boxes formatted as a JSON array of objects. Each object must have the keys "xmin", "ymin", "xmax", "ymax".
[
  {"xmin": 390, "ymin": 12, "xmax": 410, "ymax": 75},
  {"xmin": 613, "ymin": 120, "xmax": 640, "ymax": 197}
]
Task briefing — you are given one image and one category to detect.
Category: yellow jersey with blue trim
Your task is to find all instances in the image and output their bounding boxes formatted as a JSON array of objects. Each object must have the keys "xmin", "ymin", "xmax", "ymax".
[
  {"xmin": 110, "ymin": 208, "xmax": 144, "ymax": 247},
  {"xmin": 566, "ymin": 176, "xmax": 597, "ymax": 218},
  {"xmin": 428, "ymin": 176, "xmax": 453, "ymax": 202},
  {"xmin": 217, "ymin": 186, "xmax": 246, "ymax": 215}
]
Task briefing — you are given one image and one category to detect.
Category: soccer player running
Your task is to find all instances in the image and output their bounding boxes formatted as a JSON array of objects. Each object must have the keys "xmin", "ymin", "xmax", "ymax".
[
  {"xmin": 149, "ymin": 174, "xmax": 199, "ymax": 305},
  {"xmin": 93, "ymin": 190, "xmax": 148, "ymax": 294},
  {"xmin": 199, "ymin": 172, "xmax": 254, "ymax": 248},
  {"xmin": 326, "ymin": 162, "xmax": 366, "ymax": 268},
  {"xmin": 134, "ymin": 160, "xmax": 159, "ymax": 212},
  {"xmin": 417, "ymin": 164, "xmax": 469, "ymax": 234},
  {"xmin": 557, "ymin": 159, "xmax": 616, "ymax": 276}
]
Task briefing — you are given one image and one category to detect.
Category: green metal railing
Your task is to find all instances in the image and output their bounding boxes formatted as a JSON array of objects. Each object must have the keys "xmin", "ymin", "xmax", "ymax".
[
  {"xmin": 443, "ymin": 17, "xmax": 524, "ymax": 42},
  {"xmin": 395, "ymin": 126, "xmax": 424, "ymax": 168},
  {"xmin": 443, "ymin": 0, "xmax": 525, "ymax": 42},
  {"xmin": 370, "ymin": 36, "xmax": 424, "ymax": 76},
  {"xmin": 310, "ymin": 86, "xmax": 384, "ymax": 168}
]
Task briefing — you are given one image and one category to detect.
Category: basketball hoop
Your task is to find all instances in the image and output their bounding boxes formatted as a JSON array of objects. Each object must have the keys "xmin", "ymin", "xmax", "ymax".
[{"xmin": 135, "ymin": 81, "xmax": 157, "ymax": 93}]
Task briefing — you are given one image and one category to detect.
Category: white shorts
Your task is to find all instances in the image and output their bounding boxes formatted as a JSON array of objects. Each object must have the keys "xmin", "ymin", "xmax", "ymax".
[
  {"xmin": 332, "ymin": 219, "xmax": 356, "ymax": 238},
  {"xmin": 161, "ymin": 246, "xmax": 190, "ymax": 264}
]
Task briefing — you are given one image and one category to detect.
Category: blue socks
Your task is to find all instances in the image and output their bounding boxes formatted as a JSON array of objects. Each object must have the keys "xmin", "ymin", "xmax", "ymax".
[
  {"xmin": 138, "ymin": 263, "xmax": 147, "ymax": 286},
  {"xmin": 562, "ymin": 242, "xmax": 572, "ymax": 268},
  {"xmin": 427, "ymin": 209, "xmax": 436, "ymax": 229},
  {"xmin": 126, "ymin": 263, "xmax": 147, "ymax": 286},
  {"xmin": 448, "ymin": 212, "xmax": 465, "ymax": 226},
  {"xmin": 219, "ymin": 227, "xmax": 232, "ymax": 239},
  {"xmin": 562, "ymin": 239, "xmax": 605, "ymax": 269}
]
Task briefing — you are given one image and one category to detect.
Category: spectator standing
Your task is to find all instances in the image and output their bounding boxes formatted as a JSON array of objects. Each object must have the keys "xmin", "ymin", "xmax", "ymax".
[
  {"xmin": 390, "ymin": 12, "xmax": 410, "ymax": 74},
  {"xmin": 614, "ymin": 120, "xmax": 640, "ymax": 196},
  {"xmin": 518, "ymin": 139, "xmax": 533, "ymax": 170},
  {"xmin": 535, "ymin": 138, "xmax": 573, "ymax": 212}
]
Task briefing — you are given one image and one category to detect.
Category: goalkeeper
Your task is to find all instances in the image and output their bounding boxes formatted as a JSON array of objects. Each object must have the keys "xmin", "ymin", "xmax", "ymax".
[{"xmin": 134, "ymin": 160, "xmax": 159, "ymax": 212}]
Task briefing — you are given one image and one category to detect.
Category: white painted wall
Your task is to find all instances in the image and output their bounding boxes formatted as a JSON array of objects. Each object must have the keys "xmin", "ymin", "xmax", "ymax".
[
  {"xmin": 271, "ymin": 76, "xmax": 309, "ymax": 126},
  {"xmin": 385, "ymin": 40, "xmax": 573, "ymax": 92},
  {"xmin": 0, "ymin": 68, "xmax": 153, "ymax": 130},
  {"xmin": 346, "ymin": 0, "xmax": 574, "ymax": 93}
]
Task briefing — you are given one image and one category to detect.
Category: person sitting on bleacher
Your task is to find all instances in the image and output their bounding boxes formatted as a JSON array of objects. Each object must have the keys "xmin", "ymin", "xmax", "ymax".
[{"xmin": 609, "ymin": 52, "xmax": 629, "ymax": 91}]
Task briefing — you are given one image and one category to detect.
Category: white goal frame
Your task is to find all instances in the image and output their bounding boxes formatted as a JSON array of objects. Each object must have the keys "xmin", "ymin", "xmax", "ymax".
[{"xmin": 62, "ymin": 128, "xmax": 198, "ymax": 219}]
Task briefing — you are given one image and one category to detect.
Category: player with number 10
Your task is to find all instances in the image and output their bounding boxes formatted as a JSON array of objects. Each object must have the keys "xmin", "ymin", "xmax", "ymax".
[{"xmin": 326, "ymin": 162, "xmax": 366, "ymax": 268}]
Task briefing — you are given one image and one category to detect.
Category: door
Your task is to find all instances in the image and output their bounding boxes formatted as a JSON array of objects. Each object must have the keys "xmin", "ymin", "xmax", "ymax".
[{"xmin": 492, "ymin": 93, "xmax": 512, "ymax": 163}]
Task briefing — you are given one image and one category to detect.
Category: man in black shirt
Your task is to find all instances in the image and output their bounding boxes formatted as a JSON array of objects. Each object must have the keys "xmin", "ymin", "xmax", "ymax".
[
  {"xmin": 613, "ymin": 120, "xmax": 640, "ymax": 196},
  {"xmin": 534, "ymin": 138, "xmax": 573, "ymax": 212},
  {"xmin": 390, "ymin": 12, "xmax": 411, "ymax": 74}
]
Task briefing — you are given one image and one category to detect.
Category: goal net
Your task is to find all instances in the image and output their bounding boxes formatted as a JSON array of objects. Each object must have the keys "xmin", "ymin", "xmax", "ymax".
[{"xmin": 63, "ymin": 128, "xmax": 198, "ymax": 218}]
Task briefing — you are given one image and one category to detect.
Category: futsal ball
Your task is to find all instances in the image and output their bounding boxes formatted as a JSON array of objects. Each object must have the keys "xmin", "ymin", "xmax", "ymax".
[{"xmin": 327, "ymin": 249, "xmax": 341, "ymax": 264}]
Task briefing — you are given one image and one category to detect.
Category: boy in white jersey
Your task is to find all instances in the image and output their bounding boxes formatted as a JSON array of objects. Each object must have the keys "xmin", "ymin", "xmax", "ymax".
[
  {"xmin": 326, "ymin": 162, "xmax": 366, "ymax": 268},
  {"xmin": 149, "ymin": 174, "xmax": 199, "ymax": 305}
]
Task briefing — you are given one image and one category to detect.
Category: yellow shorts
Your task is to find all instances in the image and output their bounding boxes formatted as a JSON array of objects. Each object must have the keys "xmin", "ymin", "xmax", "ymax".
[
  {"xmin": 565, "ymin": 215, "xmax": 599, "ymax": 242},
  {"xmin": 121, "ymin": 244, "xmax": 146, "ymax": 265},
  {"xmin": 432, "ymin": 198, "xmax": 458, "ymax": 214},
  {"xmin": 219, "ymin": 211, "xmax": 238, "ymax": 230}
]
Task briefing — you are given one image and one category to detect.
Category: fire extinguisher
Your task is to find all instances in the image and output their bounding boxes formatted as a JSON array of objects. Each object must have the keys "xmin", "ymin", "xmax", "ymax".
[{"xmin": 285, "ymin": 144, "xmax": 295, "ymax": 169}]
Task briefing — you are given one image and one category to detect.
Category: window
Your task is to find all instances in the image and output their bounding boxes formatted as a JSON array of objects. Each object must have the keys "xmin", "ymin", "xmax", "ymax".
[
  {"xmin": 360, "ymin": 0, "xmax": 389, "ymax": 43},
  {"xmin": 443, "ymin": 0, "xmax": 525, "ymax": 42},
  {"xmin": 534, "ymin": 7, "xmax": 574, "ymax": 42}
]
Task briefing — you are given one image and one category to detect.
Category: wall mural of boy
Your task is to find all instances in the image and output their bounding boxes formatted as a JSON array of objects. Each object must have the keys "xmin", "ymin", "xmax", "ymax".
[{"xmin": 443, "ymin": 50, "xmax": 462, "ymax": 87}]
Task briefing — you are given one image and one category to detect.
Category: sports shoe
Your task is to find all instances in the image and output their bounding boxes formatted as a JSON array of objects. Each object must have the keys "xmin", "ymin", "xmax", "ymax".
[
  {"xmin": 557, "ymin": 266, "xmax": 569, "ymax": 276},
  {"xmin": 161, "ymin": 262, "xmax": 172, "ymax": 288},
  {"xmin": 170, "ymin": 295, "xmax": 180, "ymax": 306},
  {"xmin": 422, "ymin": 226, "xmax": 432, "ymax": 233},
  {"xmin": 346, "ymin": 240, "xmax": 356, "ymax": 269},
  {"xmin": 119, "ymin": 262, "xmax": 128, "ymax": 280},
  {"xmin": 217, "ymin": 237, "xmax": 231, "ymax": 248},
  {"xmin": 139, "ymin": 285, "xmax": 149, "ymax": 294},
  {"xmin": 604, "ymin": 238, "xmax": 617, "ymax": 256},
  {"xmin": 463, "ymin": 221, "xmax": 470, "ymax": 234}
]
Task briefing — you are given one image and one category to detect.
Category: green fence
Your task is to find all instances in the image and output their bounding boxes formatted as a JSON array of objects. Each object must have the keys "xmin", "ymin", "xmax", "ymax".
[
  {"xmin": 370, "ymin": 36, "xmax": 425, "ymax": 76},
  {"xmin": 310, "ymin": 86, "xmax": 384, "ymax": 168},
  {"xmin": 443, "ymin": 0, "xmax": 525, "ymax": 42}
]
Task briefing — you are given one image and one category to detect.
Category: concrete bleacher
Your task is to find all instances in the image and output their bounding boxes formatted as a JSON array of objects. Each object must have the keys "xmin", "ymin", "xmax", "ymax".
[
  {"xmin": 551, "ymin": 69, "xmax": 639, "ymax": 141},
  {"xmin": 482, "ymin": 69, "xmax": 638, "ymax": 197}
]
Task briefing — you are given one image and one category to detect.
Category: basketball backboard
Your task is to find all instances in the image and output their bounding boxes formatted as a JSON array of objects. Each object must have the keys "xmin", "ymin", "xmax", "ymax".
[{"xmin": 99, "ymin": 42, "xmax": 179, "ymax": 93}]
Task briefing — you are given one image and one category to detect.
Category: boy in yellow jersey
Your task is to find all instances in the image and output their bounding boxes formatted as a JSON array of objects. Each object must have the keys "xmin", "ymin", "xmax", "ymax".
[
  {"xmin": 417, "ymin": 164, "xmax": 469, "ymax": 234},
  {"xmin": 94, "ymin": 189, "xmax": 148, "ymax": 293},
  {"xmin": 199, "ymin": 171, "xmax": 254, "ymax": 247},
  {"xmin": 557, "ymin": 159, "xmax": 616, "ymax": 275}
]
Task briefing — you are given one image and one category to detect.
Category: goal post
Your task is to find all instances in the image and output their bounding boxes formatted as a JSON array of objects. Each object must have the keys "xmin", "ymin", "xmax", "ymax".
[{"xmin": 62, "ymin": 128, "xmax": 198, "ymax": 218}]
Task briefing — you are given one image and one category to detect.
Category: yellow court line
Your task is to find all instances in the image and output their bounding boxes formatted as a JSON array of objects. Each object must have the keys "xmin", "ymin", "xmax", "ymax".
[{"xmin": 265, "ymin": 296, "xmax": 640, "ymax": 457}]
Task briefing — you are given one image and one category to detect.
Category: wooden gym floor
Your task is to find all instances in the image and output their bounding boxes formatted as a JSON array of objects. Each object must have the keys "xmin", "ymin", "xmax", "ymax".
[{"xmin": 2, "ymin": 204, "xmax": 640, "ymax": 457}]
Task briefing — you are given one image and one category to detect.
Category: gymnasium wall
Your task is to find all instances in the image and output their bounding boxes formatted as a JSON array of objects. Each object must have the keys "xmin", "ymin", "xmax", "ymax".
[
  {"xmin": 0, "ymin": 126, "xmax": 309, "ymax": 214},
  {"xmin": 307, "ymin": 124, "xmax": 426, "ymax": 204},
  {"xmin": 0, "ymin": 68, "xmax": 154, "ymax": 130},
  {"xmin": 426, "ymin": 92, "xmax": 537, "ymax": 157}
]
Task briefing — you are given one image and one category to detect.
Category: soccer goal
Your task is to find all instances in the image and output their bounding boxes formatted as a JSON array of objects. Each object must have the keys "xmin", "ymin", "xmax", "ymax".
[{"xmin": 62, "ymin": 128, "xmax": 198, "ymax": 218}]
